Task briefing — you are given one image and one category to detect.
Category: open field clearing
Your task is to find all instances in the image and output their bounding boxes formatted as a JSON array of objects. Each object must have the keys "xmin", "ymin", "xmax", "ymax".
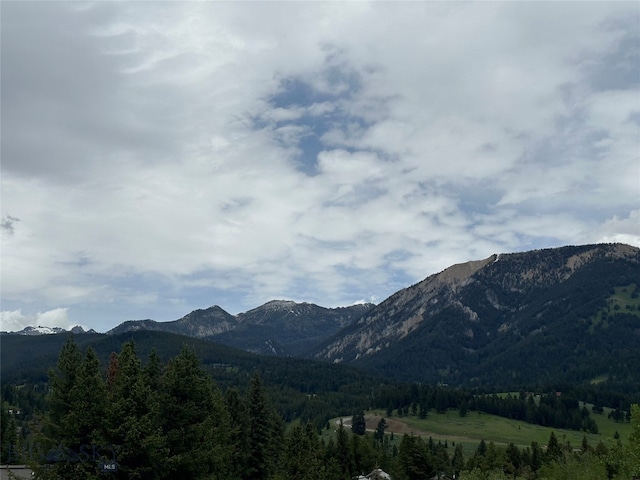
[{"xmin": 362, "ymin": 409, "xmax": 632, "ymax": 450}]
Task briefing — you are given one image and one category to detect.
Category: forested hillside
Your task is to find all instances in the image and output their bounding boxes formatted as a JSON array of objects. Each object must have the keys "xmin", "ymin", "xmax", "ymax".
[{"xmin": 1, "ymin": 338, "xmax": 639, "ymax": 480}]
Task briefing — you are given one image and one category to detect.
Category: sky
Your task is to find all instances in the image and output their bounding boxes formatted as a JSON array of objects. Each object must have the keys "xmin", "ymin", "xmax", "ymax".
[{"xmin": 1, "ymin": 1, "xmax": 639, "ymax": 333}]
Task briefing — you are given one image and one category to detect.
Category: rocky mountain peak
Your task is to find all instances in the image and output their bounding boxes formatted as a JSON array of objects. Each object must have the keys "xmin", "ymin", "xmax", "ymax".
[{"xmin": 262, "ymin": 299, "xmax": 300, "ymax": 310}]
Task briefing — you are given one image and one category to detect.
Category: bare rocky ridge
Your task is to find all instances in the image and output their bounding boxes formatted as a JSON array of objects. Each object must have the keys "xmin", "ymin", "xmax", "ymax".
[{"xmin": 314, "ymin": 254, "xmax": 497, "ymax": 363}]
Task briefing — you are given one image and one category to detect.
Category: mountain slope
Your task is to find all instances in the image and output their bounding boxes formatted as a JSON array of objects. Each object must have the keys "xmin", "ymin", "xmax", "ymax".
[
  {"xmin": 107, "ymin": 301, "xmax": 374, "ymax": 357},
  {"xmin": 312, "ymin": 243, "xmax": 640, "ymax": 387},
  {"xmin": 215, "ymin": 300, "xmax": 374, "ymax": 356},
  {"xmin": 107, "ymin": 305, "xmax": 238, "ymax": 337}
]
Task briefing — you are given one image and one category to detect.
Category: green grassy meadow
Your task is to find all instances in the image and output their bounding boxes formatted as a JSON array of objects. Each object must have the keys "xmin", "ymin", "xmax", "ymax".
[{"xmin": 364, "ymin": 408, "xmax": 632, "ymax": 455}]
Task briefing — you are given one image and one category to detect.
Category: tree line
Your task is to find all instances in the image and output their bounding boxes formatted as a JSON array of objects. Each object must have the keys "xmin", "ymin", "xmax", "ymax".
[{"xmin": 372, "ymin": 384, "xmax": 611, "ymax": 434}]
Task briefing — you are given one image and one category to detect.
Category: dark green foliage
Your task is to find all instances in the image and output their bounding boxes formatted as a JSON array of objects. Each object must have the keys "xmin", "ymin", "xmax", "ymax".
[
  {"xmin": 335, "ymin": 420, "xmax": 354, "ymax": 478},
  {"xmin": 280, "ymin": 422, "xmax": 324, "ymax": 479},
  {"xmin": 160, "ymin": 346, "xmax": 231, "ymax": 480},
  {"xmin": 1, "ymin": 403, "xmax": 18, "ymax": 464},
  {"xmin": 452, "ymin": 443, "xmax": 464, "ymax": 477},
  {"xmin": 545, "ymin": 431, "xmax": 563, "ymax": 462},
  {"xmin": 374, "ymin": 417, "xmax": 387, "ymax": 442},
  {"xmin": 396, "ymin": 434, "xmax": 435, "ymax": 480},
  {"xmin": 351, "ymin": 411, "xmax": 366, "ymax": 435},
  {"xmin": 105, "ymin": 342, "xmax": 167, "ymax": 480},
  {"xmin": 37, "ymin": 339, "xmax": 104, "ymax": 480},
  {"xmin": 1, "ymin": 330, "xmax": 391, "ymax": 432},
  {"xmin": 225, "ymin": 388, "xmax": 250, "ymax": 479},
  {"xmin": 31, "ymin": 339, "xmax": 240, "ymax": 480},
  {"xmin": 8, "ymin": 332, "xmax": 640, "ymax": 480},
  {"xmin": 246, "ymin": 372, "xmax": 273, "ymax": 480}
]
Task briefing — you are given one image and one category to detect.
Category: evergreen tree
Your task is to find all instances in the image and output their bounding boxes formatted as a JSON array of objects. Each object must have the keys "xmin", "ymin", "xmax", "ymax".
[
  {"xmin": 397, "ymin": 435, "xmax": 433, "ymax": 480},
  {"xmin": 485, "ymin": 441, "xmax": 502, "ymax": 472},
  {"xmin": 505, "ymin": 442, "xmax": 521, "ymax": 476},
  {"xmin": 225, "ymin": 388, "xmax": 250, "ymax": 480},
  {"xmin": 335, "ymin": 420, "xmax": 354, "ymax": 479},
  {"xmin": 1, "ymin": 404, "xmax": 18, "ymax": 464},
  {"xmin": 279, "ymin": 422, "xmax": 324, "ymax": 480},
  {"xmin": 351, "ymin": 411, "xmax": 366, "ymax": 435},
  {"xmin": 545, "ymin": 431, "xmax": 562, "ymax": 463},
  {"xmin": 246, "ymin": 372, "xmax": 272, "ymax": 480},
  {"xmin": 43, "ymin": 336, "xmax": 83, "ymax": 447},
  {"xmin": 142, "ymin": 348, "xmax": 162, "ymax": 391},
  {"xmin": 459, "ymin": 399, "xmax": 469, "ymax": 417},
  {"xmin": 374, "ymin": 417, "xmax": 387, "ymax": 443},
  {"xmin": 37, "ymin": 338, "xmax": 105, "ymax": 480},
  {"xmin": 530, "ymin": 440, "xmax": 543, "ymax": 472},
  {"xmin": 452, "ymin": 443, "xmax": 464, "ymax": 477},
  {"xmin": 105, "ymin": 342, "xmax": 167, "ymax": 480},
  {"xmin": 161, "ymin": 345, "xmax": 231, "ymax": 480}
]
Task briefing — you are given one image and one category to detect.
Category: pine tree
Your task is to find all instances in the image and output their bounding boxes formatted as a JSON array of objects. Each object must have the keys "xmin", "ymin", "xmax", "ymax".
[
  {"xmin": 351, "ymin": 411, "xmax": 366, "ymax": 435},
  {"xmin": 161, "ymin": 345, "xmax": 231, "ymax": 480},
  {"xmin": 546, "ymin": 431, "xmax": 562, "ymax": 462},
  {"xmin": 335, "ymin": 419, "xmax": 354, "ymax": 479},
  {"xmin": 505, "ymin": 442, "xmax": 522, "ymax": 476},
  {"xmin": 45, "ymin": 336, "xmax": 83, "ymax": 446},
  {"xmin": 225, "ymin": 387, "xmax": 250, "ymax": 480},
  {"xmin": 530, "ymin": 440, "xmax": 543, "ymax": 472},
  {"xmin": 246, "ymin": 372, "xmax": 270, "ymax": 480},
  {"xmin": 279, "ymin": 422, "xmax": 324, "ymax": 480},
  {"xmin": 38, "ymin": 339, "xmax": 106, "ymax": 480},
  {"xmin": 105, "ymin": 342, "xmax": 167, "ymax": 480},
  {"xmin": 452, "ymin": 443, "xmax": 464, "ymax": 477},
  {"xmin": 374, "ymin": 417, "xmax": 387, "ymax": 443},
  {"xmin": 142, "ymin": 348, "xmax": 162, "ymax": 392},
  {"xmin": 1, "ymin": 404, "xmax": 18, "ymax": 464},
  {"xmin": 397, "ymin": 435, "xmax": 433, "ymax": 479}
]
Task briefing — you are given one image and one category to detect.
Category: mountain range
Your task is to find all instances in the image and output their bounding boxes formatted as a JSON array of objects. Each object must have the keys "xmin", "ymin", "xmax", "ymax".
[
  {"xmin": 3, "ymin": 325, "xmax": 94, "ymax": 336},
  {"xmin": 106, "ymin": 300, "xmax": 374, "ymax": 357},
  {"xmin": 3, "ymin": 243, "xmax": 639, "ymax": 389}
]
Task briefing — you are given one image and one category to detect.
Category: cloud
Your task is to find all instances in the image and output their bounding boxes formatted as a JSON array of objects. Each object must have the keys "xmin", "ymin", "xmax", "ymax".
[
  {"xmin": 1, "ymin": 2, "xmax": 638, "ymax": 331},
  {"xmin": 0, "ymin": 215, "xmax": 20, "ymax": 235},
  {"xmin": 592, "ymin": 210, "xmax": 640, "ymax": 246}
]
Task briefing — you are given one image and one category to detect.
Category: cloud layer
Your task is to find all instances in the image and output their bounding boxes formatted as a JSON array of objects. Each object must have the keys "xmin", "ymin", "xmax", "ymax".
[{"xmin": 2, "ymin": 2, "xmax": 639, "ymax": 331}]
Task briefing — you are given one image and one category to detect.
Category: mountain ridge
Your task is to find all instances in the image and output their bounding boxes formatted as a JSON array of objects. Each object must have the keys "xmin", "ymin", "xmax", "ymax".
[
  {"xmin": 312, "ymin": 242, "xmax": 640, "ymax": 386},
  {"xmin": 5, "ymin": 243, "xmax": 638, "ymax": 389},
  {"xmin": 2, "ymin": 325, "xmax": 94, "ymax": 336},
  {"xmin": 105, "ymin": 300, "xmax": 375, "ymax": 357}
]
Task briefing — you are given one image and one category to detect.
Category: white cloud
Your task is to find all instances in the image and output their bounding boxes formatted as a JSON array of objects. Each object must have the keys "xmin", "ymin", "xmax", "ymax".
[
  {"xmin": 592, "ymin": 210, "xmax": 640, "ymax": 246},
  {"xmin": 0, "ymin": 308, "xmax": 81, "ymax": 333},
  {"xmin": 1, "ymin": 2, "xmax": 638, "ymax": 331}
]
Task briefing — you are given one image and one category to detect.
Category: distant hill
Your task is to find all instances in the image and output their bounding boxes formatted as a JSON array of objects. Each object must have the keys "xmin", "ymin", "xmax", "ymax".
[
  {"xmin": 106, "ymin": 301, "xmax": 374, "ymax": 357},
  {"xmin": 312, "ymin": 243, "xmax": 640, "ymax": 389}
]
